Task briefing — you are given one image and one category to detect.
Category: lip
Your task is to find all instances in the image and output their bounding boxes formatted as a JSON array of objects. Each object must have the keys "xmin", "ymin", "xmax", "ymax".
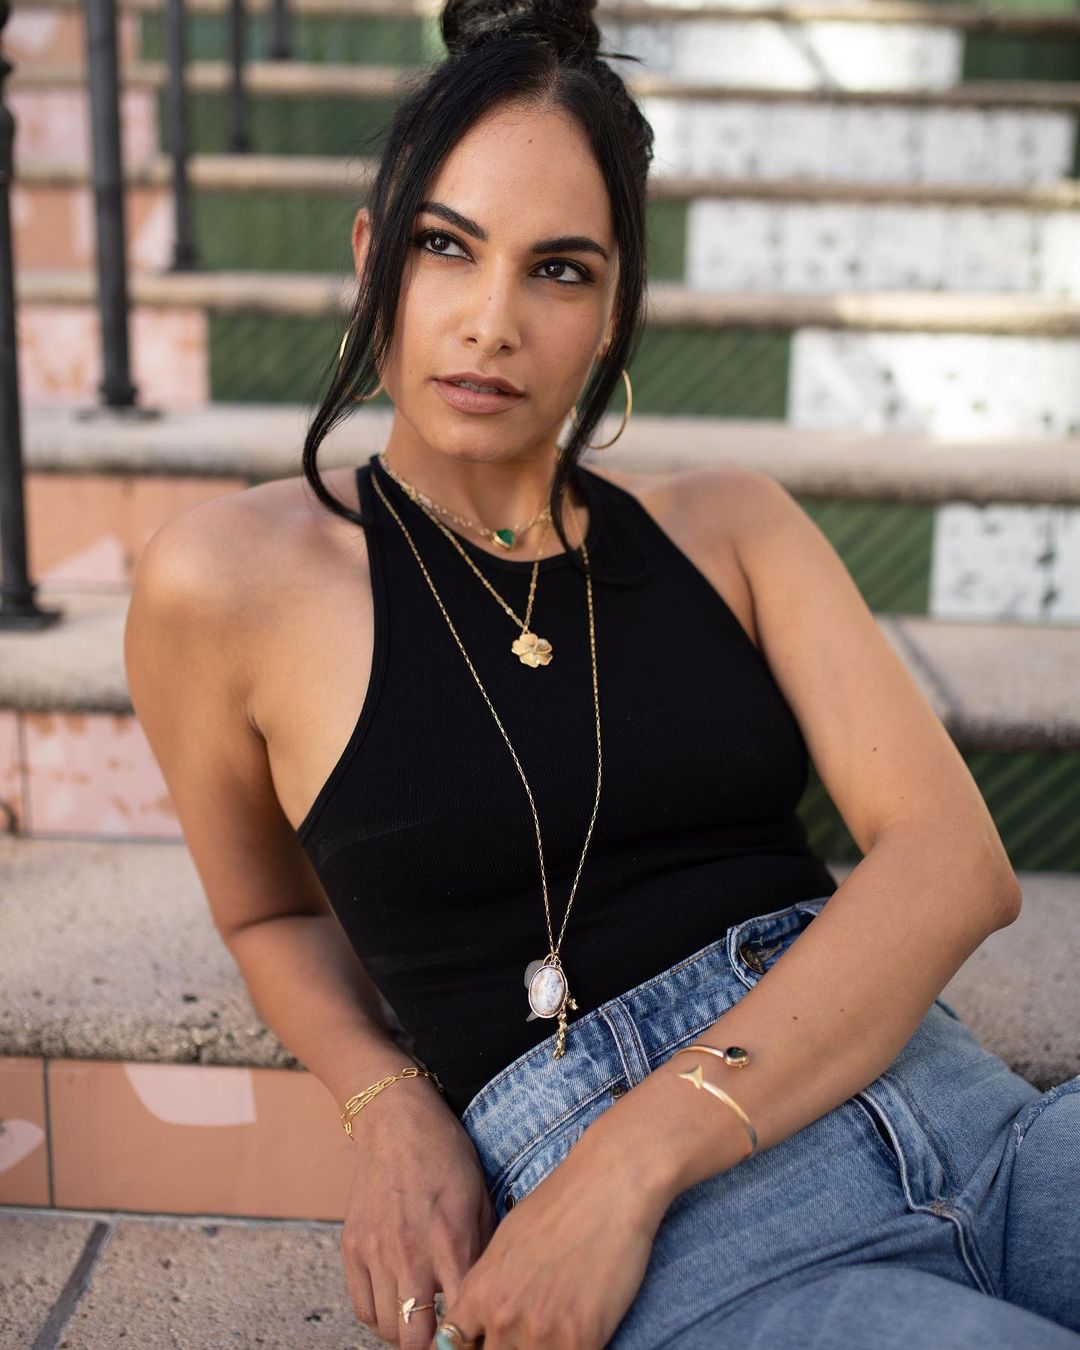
[
  {"xmin": 439, "ymin": 371, "xmax": 523, "ymax": 396},
  {"xmin": 434, "ymin": 378, "xmax": 525, "ymax": 415}
]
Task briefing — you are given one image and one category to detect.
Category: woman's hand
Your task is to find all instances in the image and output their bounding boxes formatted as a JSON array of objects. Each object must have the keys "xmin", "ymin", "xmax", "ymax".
[
  {"xmin": 433, "ymin": 1130, "xmax": 668, "ymax": 1349},
  {"xmin": 340, "ymin": 1083, "xmax": 498, "ymax": 1348}
]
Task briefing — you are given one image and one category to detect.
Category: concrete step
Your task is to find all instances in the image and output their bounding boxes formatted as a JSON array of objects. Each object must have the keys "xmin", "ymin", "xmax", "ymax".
[
  {"xmin": 19, "ymin": 265, "xmax": 1080, "ymax": 332},
  {"xmin": 0, "ymin": 833, "xmax": 1076, "ymax": 1089},
  {"xmin": 1, "ymin": 856, "xmax": 1076, "ymax": 1249},
  {"xmin": 22, "ymin": 402, "xmax": 1080, "ymax": 501},
  {"xmin": 11, "ymin": 588, "xmax": 1076, "ymax": 746},
  {"xmin": 14, "ymin": 0, "xmax": 1080, "ymax": 36},
  {"xmin": 15, "ymin": 157, "xmax": 1080, "ymax": 301},
  {"xmin": 12, "ymin": 61, "xmax": 1076, "ymax": 186},
  {"xmin": 17, "ymin": 406, "xmax": 1080, "ymax": 625},
  {"xmin": 0, "ymin": 1206, "xmax": 391, "ymax": 1349},
  {"xmin": 1, "ymin": 573, "xmax": 1078, "ymax": 859},
  {"xmin": 21, "ymin": 153, "xmax": 1080, "ymax": 207},
  {"xmin": 17, "ymin": 267, "xmax": 1080, "ymax": 440},
  {"xmin": 13, "ymin": 58, "xmax": 1080, "ymax": 105}
]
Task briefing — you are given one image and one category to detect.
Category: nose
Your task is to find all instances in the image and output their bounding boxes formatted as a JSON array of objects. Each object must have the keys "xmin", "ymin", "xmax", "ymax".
[{"xmin": 460, "ymin": 264, "xmax": 522, "ymax": 355}]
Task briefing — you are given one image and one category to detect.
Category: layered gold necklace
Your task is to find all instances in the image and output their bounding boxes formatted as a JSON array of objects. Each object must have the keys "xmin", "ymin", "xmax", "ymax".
[
  {"xmin": 377, "ymin": 450, "xmax": 564, "ymax": 667},
  {"xmin": 369, "ymin": 456, "xmax": 602, "ymax": 1058}
]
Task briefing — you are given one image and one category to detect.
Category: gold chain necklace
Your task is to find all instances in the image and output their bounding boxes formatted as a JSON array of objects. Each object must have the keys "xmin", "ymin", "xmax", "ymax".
[
  {"xmin": 377, "ymin": 452, "xmax": 556, "ymax": 668},
  {"xmin": 368, "ymin": 463, "xmax": 603, "ymax": 1058},
  {"xmin": 377, "ymin": 450, "xmax": 552, "ymax": 549}
]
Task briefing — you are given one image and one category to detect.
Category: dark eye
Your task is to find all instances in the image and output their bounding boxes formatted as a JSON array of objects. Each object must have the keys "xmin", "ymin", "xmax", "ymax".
[{"xmin": 411, "ymin": 230, "xmax": 591, "ymax": 286}]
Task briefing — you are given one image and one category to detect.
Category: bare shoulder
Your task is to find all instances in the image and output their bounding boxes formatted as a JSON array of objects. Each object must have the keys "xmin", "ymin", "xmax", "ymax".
[
  {"xmin": 130, "ymin": 469, "xmax": 366, "ymax": 685},
  {"xmin": 583, "ymin": 460, "xmax": 771, "ymax": 653}
]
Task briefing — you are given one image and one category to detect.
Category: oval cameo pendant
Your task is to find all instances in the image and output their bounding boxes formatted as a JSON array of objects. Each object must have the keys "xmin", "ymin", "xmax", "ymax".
[{"xmin": 527, "ymin": 958, "xmax": 568, "ymax": 1020}]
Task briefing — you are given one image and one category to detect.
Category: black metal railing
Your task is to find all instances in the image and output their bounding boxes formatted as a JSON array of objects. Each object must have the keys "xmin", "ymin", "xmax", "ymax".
[{"xmin": 0, "ymin": 0, "xmax": 59, "ymax": 628}]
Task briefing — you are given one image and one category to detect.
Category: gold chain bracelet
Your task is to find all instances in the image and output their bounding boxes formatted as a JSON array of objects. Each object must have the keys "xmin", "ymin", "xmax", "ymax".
[{"xmin": 340, "ymin": 1066, "xmax": 445, "ymax": 1138}]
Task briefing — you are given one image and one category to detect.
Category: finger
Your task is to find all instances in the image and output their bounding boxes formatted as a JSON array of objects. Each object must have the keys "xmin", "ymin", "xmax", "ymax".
[
  {"xmin": 395, "ymin": 1263, "xmax": 441, "ymax": 1350},
  {"xmin": 371, "ymin": 1264, "xmax": 404, "ymax": 1346},
  {"xmin": 430, "ymin": 1208, "xmax": 487, "ymax": 1308},
  {"xmin": 339, "ymin": 1238, "xmax": 377, "ymax": 1336}
]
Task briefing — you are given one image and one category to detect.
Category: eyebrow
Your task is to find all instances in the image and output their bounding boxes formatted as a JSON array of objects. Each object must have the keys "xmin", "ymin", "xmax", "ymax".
[{"xmin": 416, "ymin": 200, "xmax": 610, "ymax": 264}]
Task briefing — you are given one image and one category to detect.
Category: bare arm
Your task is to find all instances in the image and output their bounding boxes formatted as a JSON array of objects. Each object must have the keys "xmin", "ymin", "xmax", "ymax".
[
  {"xmin": 123, "ymin": 497, "xmax": 433, "ymax": 1126},
  {"xmin": 571, "ymin": 469, "xmax": 1022, "ymax": 1207},
  {"xmin": 125, "ymin": 497, "xmax": 496, "ymax": 1345}
]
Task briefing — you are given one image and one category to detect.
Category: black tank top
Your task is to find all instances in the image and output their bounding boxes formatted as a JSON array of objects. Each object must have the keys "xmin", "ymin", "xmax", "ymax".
[{"xmin": 296, "ymin": 452, "xmax": 837, "ymax": 1118}]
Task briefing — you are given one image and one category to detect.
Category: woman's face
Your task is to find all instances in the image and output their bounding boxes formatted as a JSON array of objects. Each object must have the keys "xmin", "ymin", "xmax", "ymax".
[{"xmin": 354, "ymin": 100, "xmax": 619, "ymax": 468}]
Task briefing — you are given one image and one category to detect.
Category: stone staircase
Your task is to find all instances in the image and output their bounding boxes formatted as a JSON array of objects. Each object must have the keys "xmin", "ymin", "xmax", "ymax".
[{"xmin": 2, "ymin": 0, "xmax": 1079, "ymax": 1343}]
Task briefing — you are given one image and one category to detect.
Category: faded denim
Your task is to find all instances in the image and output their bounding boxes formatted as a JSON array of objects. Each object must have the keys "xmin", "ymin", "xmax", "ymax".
[{"xmin": 460, "ymin": 895, "xmax": 1080, "ymax": 1347}]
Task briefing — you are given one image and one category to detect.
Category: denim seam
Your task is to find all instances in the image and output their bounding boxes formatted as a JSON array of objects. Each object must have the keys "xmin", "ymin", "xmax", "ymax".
[
  {"xmin": 934, "ymin": 1206, "xmax": 997, "ymax": 1297},
  {"xmin": 878, "ymin": 1068, "xmax": 960, "ymax": 1198},
  {"xmin": 492, "ymin": 1081, "xmax": 615, "ymax": 1194},
  {"xmin": 1014, "ymin": 1077, "xmax": 1080, "ymax": 1148}
]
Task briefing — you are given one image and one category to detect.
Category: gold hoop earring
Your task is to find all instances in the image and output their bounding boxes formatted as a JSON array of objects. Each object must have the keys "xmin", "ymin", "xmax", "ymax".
[
  {"xmin": 337, "ymin": 324, "xmax": 383, "ymax": 403},
  {"xmin": 570, "ymin": 367, "xmax": 632, "ymax": 449}
]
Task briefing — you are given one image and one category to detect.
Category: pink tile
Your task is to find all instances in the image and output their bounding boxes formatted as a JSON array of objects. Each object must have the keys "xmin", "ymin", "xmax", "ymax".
[
  {"xmin": 0, "ymin": 710, "xmax": 26, "ymax": 834},
  {"xmin": 5, "ymin": 11, "xmax": 140, "ymax": 66},
  {"xmin": 9, "ymin": 88, "xmax": 158, "ymax": 171},
  {"xmin": 0, "ymin": 1057, "xmax": 50, "ymax": 1207},
  {"xmin": 51, "ymin": 1060, "xmax": 354, "ymax": 1219},
  {"xmin": 13, "ymin": 184, "xmax": 172, "ymax": 272},
  {"xmin": 18, "ymin": 305, "xmax": 209, "ymax": 408},
  {"xmin": 24, "ymin": 711, "xmax": 181, "ymax": 839},
  {"xmin": 24, "ymin": 473, "xmax": 248, "ymax": 587}
]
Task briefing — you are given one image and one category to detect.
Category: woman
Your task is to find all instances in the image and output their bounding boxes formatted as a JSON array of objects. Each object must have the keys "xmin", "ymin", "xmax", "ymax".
[{"xmin": 124, "ymin": 1, "xmax": 1080, "ymax": 1347}]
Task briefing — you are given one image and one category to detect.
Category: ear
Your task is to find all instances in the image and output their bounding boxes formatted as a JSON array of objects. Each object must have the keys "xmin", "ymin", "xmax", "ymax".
[{"xmin": 350, "ymin": 207, "xmax": 371, "ymax": 279}]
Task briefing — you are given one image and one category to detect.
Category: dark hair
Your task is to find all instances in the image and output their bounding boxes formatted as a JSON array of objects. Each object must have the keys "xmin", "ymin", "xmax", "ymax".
[{"xmin": 300, "ymin": 0, "xmax": 654, "ymax": 585}]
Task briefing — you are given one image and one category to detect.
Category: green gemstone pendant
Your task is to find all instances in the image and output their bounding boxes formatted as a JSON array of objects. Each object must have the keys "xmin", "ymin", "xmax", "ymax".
[{"xmin": 493, "ymin": 528, "xmax": 516, "ymax": 549}]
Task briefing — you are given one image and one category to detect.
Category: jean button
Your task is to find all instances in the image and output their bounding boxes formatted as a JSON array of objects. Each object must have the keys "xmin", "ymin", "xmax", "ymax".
[
  {"xmin": 738, "ymin": 942, "xmax": 766, "ymax": 974},
  {"xmin": 505, "ymin": 1188, "xmax": 516, "ymax": 1209},
  {"xmin": 611, "ymin": 1081, "xmax": 628, "ymax": 1099}
]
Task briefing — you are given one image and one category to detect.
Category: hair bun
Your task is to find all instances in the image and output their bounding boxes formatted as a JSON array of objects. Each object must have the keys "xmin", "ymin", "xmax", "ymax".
[{"xmin": 441, "ymin": 0, "xmax": 600, "ymax": 63}]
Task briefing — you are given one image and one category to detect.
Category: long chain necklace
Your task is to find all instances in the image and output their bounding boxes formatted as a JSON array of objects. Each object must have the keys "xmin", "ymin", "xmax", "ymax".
[
  {"xmin": 368, "ymin": 464, "xmax": 603, "ymax": 1058},
  {"xmin": 377, "ymin": 452, "xmax": 555, "ymax": 668},
  {"xmin": 377, "ymin": 450, "xmax": 552, "ymax": 549}
]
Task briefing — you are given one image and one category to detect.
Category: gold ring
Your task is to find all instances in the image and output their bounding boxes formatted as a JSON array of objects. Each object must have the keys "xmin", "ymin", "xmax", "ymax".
[{"xmin": 398, "ymin": 1295, "xmax": 436, "ymax": 1323}]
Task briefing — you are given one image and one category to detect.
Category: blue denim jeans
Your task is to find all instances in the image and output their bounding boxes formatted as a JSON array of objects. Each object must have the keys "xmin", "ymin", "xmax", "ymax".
[{"xmin": 460, "ymin": 895, "xmax": 1080, "ymax": 1348}]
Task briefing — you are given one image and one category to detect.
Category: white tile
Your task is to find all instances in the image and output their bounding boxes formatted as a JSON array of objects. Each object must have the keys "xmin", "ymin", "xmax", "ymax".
[
  {"xmin": 790, "ymin": 22, "xmax": 960, "ymax": 93},
  {"xmin": 827, "ymin": 105, "xmax": 923, "ymax": 184},
  {"xmin": 778, "ymin": 202, "xmax": 871, "ymax": 292},
  {"xmin": 1052, "ymin": 509, "xmax": 1080, "ymax": 616},
  {"xmin": 686, "ymin": 102, "xmax": 771, "ymax": 177},
  {"xmin": 920, "ymin": 107, "xmax": 995, "ymax": 185},
  {"xmin": 602, "ymin": 21, "xmax": 677, "ymax": 75},
  {"xmin": 1036, "ymin": 211, "xmax": 1080, "ymax": 300},
  {"xmin": 790, "ymin": 331, "xmax": 1080, "ymax": 438},
  {"xmin": 761, "ymin": 103, "xmax": 834, "ymax": 181},
  {"xmin": 986, "ymin": 109, "xmax": 1078, "ymax": 186},
  {"xmin": 930, "ymin": 503, "xmax": 1080, "ymax": 622},
  {"xmin": 686, "ymin": 199, "xmax": 782, "ymax": 290},
  {"xmin": 639, "ymin": 97, "xmax": 695, "ymax": 176},
  {"xmin": 862, "ymin": 205, "xmax": 947, "ymax": 290},
  {"xmin": 939, "ymin": 207, "xmax": 1040, "ymax": 293}
]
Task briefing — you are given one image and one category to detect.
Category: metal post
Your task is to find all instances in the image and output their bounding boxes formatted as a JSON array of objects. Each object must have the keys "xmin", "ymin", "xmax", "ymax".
[
  {"xmin": 84, "ymin": 0, "xmax": 138, "ymax": 406},
  {"xmin": 268, "ymin": 0, "xmax": 291, "ymax": 60},
  {"xmin": 164, "ymin": 0, "xmax": 197, "ymax": 268},
  {"xmin": 229, "ymin": 0, "xmax": 250, "ymax": 152},
  {"xmin": 0, "ymin": 0, "xmax": 60, "ymax": 628}
]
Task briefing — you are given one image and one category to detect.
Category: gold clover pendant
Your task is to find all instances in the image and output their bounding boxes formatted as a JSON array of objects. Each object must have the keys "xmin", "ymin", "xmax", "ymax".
[{"xmin": 511, "ymin": 631, "xmax": 553, "ymax": 667}]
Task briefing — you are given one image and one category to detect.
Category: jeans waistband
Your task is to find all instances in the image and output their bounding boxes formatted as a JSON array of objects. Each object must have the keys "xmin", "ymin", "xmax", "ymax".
[{"xmin": 459, "ymin": 893, "xmax": 833, "ymax": 1184}]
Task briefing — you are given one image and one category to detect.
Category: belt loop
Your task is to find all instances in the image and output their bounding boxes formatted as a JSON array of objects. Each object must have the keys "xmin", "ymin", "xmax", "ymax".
[{"xmin": 599, "ymin": 1000, "xmax": 651, "ymax": 1086}]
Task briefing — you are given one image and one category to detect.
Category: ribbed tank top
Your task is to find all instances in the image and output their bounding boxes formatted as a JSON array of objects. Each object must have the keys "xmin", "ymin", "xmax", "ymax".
[{"xmin": 296, "ymin": 451, "xmax": 837, "ymax": 1118}]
